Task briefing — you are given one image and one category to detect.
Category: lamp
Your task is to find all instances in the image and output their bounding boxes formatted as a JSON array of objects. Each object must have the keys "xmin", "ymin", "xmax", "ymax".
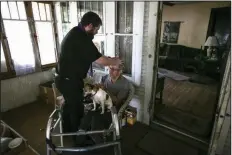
[{"xmin": 204, "ymin": 36, "xmax": 219, "ymax": 59}]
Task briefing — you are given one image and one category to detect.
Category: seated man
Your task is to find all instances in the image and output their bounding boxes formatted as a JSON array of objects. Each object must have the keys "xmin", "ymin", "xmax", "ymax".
[
  {"xmin": 78, "ymin": 64, "xmax": 130, "ymax": 143},
  {"xmin": 101, "ymin": 64, "xmax": 130, "ymax": 111}
]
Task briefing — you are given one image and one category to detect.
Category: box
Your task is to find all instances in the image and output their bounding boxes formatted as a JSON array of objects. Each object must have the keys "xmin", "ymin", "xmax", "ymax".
[{"xmin": 38, "ymin": 81, "xmax": 55, "ymax": 105}]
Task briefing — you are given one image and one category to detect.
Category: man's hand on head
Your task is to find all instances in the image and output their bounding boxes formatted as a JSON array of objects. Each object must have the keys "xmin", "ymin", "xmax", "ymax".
[
  {"xmin": 112, "ymin": 57, "xmax": 123, "ymax": 66},
  {"xmin": 95, "ymin": 56, "xmax": 123, "ymax": 66}
]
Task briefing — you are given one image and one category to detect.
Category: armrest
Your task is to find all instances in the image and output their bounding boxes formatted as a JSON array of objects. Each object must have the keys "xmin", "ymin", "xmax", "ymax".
[{"xmin": 118, "ymin": 82, "xmax": 135, "ymax": 121}]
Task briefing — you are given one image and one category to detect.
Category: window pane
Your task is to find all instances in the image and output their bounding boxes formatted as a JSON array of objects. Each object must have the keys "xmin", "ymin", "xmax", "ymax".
[
  {"xmin": 1, "ymin": 2, "xmax": 10, "ymax": 19},
  {"xmin": 77, "ymin": 1, "xmax": 104, "ymax": 34},
  {"xmin": 8, "ymin": 2, "xmax": 19, "ymax": 19},
  {"xmin": 92, "ymin": 39, "xmax": 105, "ymax": 70},
  {"xmin": 115, "ymin": 36, "xmax": 132, "ymax": 75},
  {"xmin": 36, "ymin": 22, "xmax": 56, "ymax": 65},
  {"xmin": 85, "ymin": 2, "xmax": 91, "ymax": 12},
  {"xmin": 17, "ymin": 2, "xmax": 27, "ymax": 20},
  {"xmin": 62, "ymin": 23, "xmax": 71, "ymax": 37},
  {"xmin": 116, "ymin": 2, "xmax": 133, "ymax": 34},
  {"xmin": 1, "ymin": 43, "xmax": 7, "ymax": 72},
  {"xmin": 45, "ymin": 4, "xmax": 51, "ymax": 20},
  {"xmin": 4, "ymin": 20, "xmax": 35, "ymax": 74},
  {"xmin": 60, "ymin": 2, "xmax": 70, "ymax": 23},
  {"xmin": 32, "ymin": 2, "xmax": 40, "ymax": 20},
  {"xmin": 38, "ymin": 3, "xmax": 46, "ymax": 20}
]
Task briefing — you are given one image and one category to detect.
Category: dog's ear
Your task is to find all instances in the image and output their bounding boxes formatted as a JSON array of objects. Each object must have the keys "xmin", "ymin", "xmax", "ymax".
[
  {"xmin": 93, "ymin": 85, "xmax": 100, "ymax": 92},
  {"xmin": 89, "ymin": 83, "xmax": 95, "ymax": 89},
  {"xmin": 85, "ymin": 83, "xmax": 93, "ymax": 89}
]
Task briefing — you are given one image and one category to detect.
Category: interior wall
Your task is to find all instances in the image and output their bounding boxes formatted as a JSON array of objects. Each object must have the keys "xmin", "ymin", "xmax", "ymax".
[
  {"xmin": 1, "ymin": 70, "xmax": 53, "ymax": 112},
  {"xmin": 161, "ymin": 2, "xmax": 231, "ymax": 48}
]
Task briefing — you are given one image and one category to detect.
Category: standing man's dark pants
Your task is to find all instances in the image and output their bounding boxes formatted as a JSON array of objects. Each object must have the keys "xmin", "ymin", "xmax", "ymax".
[{"xmin": 55, "ymin": 76, "xmax": 84, "ymax": 144}]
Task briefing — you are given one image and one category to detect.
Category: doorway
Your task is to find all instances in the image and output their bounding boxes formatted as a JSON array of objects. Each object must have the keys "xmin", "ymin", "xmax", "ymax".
[{"xmin": 150, "ymin": 3, "xmax": 231, "ymax": 148}]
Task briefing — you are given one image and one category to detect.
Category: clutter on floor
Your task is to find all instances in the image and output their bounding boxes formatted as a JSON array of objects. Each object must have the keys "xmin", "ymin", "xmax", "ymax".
[
  {"xmin": 158, "ymin": 68, "xmax": 190, "ymax": 81},
  {"xmin": 122, "ymin": 106, "xmax": 137, "ymax": 126},
  {"xmin": 0, "ymin": 121, "xmax": 38, "ymax": 155}
]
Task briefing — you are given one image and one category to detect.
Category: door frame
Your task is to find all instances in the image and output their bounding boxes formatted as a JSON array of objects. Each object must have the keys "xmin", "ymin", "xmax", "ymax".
[
  {"xmin": 208, "ymin": 50, "xmax": 231, "ymax": 155},
  {"xmin": 147, "ymin": 4, "xmax": 231, "ymax": 152},
  {"xmin": 142, "ymin": 1, "xmax": 162, "ymax": 124}
]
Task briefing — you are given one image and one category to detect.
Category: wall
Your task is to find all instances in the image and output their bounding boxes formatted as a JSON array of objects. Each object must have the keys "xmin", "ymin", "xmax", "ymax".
[
  {"xmin": 161, "ymin": 2, "xmax": 231, "ymax": 48},
  {"xmin": 1, "ymin": 70, "xmax": 53, "ymax": 112},
  {"xmin": 132, "ymin": 2, "xmax": 150, "ymax": 122}
]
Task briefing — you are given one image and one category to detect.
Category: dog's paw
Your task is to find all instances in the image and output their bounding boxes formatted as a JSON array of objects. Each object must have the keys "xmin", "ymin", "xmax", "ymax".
[
  {"xmin": 92, "ymin": 109, "xmax": 96, "ymax": 111},
  {"xmin": 100, "ymin": 112, "xmax": 104, "ymax": 114}
]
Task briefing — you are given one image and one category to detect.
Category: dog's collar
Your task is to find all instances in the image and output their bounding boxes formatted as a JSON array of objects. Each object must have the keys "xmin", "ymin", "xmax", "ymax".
[{"xmin": 92, "ymin": 91, "xmax": 97, "ymax": 97}]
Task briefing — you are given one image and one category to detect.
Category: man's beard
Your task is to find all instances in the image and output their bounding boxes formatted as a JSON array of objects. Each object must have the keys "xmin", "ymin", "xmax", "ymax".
[{"xmin": 86, "ymin": 30, "xmax": 94, "ymax": 40}]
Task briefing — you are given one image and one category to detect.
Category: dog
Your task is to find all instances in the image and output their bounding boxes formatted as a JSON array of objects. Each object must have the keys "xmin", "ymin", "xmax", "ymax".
[{"xmin": 84, "ymin": 83, "xmax": 113, "ymax": 114}]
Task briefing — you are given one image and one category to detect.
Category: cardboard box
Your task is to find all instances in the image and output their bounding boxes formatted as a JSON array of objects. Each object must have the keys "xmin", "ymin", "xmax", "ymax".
[{"xmin": 38, "ymin": 81, "xmax": 55, "ymax": 105}]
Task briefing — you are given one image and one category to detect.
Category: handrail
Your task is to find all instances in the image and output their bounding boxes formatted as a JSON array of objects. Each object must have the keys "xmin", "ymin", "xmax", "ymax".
[
  {"xmin": 49, "ymin": 141, "xmax": 120, "ymax": 152},
  {"xmin": 51, "ymin": 129, "xmax": 115, "ymax": 137}
]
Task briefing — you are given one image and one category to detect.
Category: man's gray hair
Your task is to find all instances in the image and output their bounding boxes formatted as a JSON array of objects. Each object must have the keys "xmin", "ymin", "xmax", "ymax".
[{"xmin": 109, "ymin": 64, "xmax": 124, "ymax": 70}]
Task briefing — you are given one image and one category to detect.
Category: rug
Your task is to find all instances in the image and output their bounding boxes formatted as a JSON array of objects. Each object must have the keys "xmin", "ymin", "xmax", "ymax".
[
  {"xmin": 155, "ymin": 107, "xmax": 212, "ymax": 137},
  {"xmin": 137, "ymin": 130, "xmax": 199, "ymax": 155},
  {"xmin": 158, "ymin": 68, "xmax": 190, "ymax": 81}
]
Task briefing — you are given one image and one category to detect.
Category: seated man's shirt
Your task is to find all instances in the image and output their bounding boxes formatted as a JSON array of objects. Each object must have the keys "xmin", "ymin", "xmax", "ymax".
[{"xmin": 101, "ymin": 74, "xmax": 130, "ymax": 111}]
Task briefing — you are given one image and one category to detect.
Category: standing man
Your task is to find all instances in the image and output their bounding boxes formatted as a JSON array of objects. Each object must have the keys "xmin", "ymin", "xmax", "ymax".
[{"xmin": 55, "ymin": 11, "xmax": 122, "ymax": 145}]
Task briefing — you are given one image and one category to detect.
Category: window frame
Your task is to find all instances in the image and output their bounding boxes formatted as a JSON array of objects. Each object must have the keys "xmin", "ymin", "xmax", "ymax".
[
  {"xmin": 103, "ymin": 2, "xmax": 144, "ymax": 86},
  {"xmin": 0, "ymin": 15, "xmax": 12, "ymax": 74},
  {"xmin": 31, "ymin": 2, "xmax": 58, "ymax": 68},
  {"xmin": 0, "ymin": 1, "xmax": 60, "ymax": 80},
  {"xmin": 0, "ymin": 1, "xmax": 144, "ymax": 85},
  {"xmin": 55, "ymin": 1, "xmax": 106, "ymax": 71},
  {"xmin": 0, "ymin": 2, "xmax": 34, "ymax": 79}
]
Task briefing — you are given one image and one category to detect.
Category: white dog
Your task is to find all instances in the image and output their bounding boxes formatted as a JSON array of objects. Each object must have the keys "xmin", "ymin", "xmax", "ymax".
[{"xmin": 84, "ymin": 83, "xmax": 113, "ymax": 114}]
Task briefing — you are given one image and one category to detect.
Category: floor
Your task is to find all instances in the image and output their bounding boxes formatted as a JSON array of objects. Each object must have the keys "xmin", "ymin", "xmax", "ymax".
[
  {"xmin": 154, "ymin": 77, "xmax": 218, "ymax": 138},
  {"xmin": 2, "ymin": 101, "xmax": 207, "ymax": 155}
]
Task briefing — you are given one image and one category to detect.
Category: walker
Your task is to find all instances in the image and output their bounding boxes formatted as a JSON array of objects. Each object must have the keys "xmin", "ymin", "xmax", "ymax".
[{"xmin": 45, "ymin": 106, "xmax": 122, "ymax": 155}]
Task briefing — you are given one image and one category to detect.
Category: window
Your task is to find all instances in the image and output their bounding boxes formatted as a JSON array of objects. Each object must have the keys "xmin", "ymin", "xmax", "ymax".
[
  {"xmin": 1, "ymin": 43, "xmax": 7, "ymax": 73},
  {"xmin": 92, "ymin": 38, "xmax": 105, "ymax": 70},
  {"xmin": 32, "ymin": 2, "xmax": 57, "ymax": 65},
  {"xmin": 1, "ymin": 2, "xmax": 36, "ymax": 75},
  {"xmin": 76, "ymin": 1, "xmax": 104, "ymax": 34},
  {"xmin": 54, "ymin": 2, "xmax": 144, "ymax": 85},
  {"xmin": 115, "ymin": 2, "xmax": 133, "ymax": 75},
  {"xmin": 55, "ymin": 2, "xmax": 78, "ymax": 44},
  {"xmin": 76, "ymin": 1, "xmax": 105, "ymax": 70},
  {"xmin": 60, "ymin": 2, "xmax": 71, "ymax": 37},
  {"xmin": 104, "ymin": 2, "xmax": 144, "ymax": 85}
]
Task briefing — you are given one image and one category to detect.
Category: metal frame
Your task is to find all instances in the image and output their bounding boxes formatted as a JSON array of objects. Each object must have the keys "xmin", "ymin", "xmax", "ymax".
[{"xmin": 46, "ymin": 106, "xmax": 122, "ymax": 155}]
